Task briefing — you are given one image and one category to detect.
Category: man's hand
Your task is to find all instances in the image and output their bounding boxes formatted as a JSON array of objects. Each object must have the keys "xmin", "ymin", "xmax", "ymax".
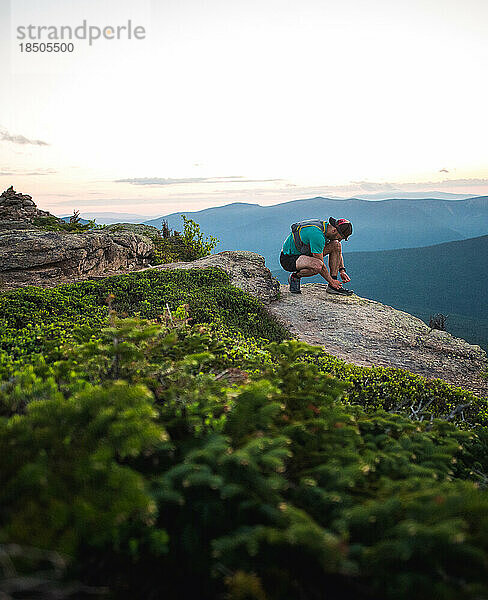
[
  {"xmin": 340, "ymin": 270, "xmax": 351, "ymax": 283},
  {"xmin": 328, "ymin": 279, "xmax": 342, "ymax": 290}
]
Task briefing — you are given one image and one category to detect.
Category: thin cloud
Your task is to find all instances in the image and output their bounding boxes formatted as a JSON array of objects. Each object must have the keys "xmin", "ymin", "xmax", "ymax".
[
  {"xmin": 114, "ymin": 176, "xmax": 284, "ymax": 186},
  {"xmin": 36, "ymin": 193, "xmax": 74, "ymax": 197},
  {"xmin": 111, "ymin": 178, "xmax": 488, "ymax": 200},
  {"xmin": 0, "ymin": 168, "xmax": 57, "ymax": 176},
  {"xmin": 0, "ymin": 127, "xmax": 49, "ymax": 146},
  {"xmin": 163, "ymin": 178, "xmax": 488, "ymax": 200}
]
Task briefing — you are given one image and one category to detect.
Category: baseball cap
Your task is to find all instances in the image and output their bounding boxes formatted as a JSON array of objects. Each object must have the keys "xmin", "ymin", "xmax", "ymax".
[{"xmin": 329, "ymin": 217, "xmax": 353, "ymax": 240}]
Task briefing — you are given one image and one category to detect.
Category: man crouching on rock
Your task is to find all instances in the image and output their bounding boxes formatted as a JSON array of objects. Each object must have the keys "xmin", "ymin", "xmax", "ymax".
[{"xmin": 279, "ymin": 217, "xmax": 353, "ymax": 295}]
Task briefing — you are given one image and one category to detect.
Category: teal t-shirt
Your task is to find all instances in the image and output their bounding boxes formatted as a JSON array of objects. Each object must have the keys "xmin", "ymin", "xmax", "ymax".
[{"xmin": 282, "ymin": 223, "xmax": 327, "ymax": 255}]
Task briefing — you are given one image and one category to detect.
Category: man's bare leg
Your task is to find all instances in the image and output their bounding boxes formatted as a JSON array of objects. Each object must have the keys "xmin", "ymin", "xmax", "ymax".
[
  {"xmin": 294, "ymin": 255, "xmax": 323, "ymax": 278},
  {"xmin": 293, "ymin": 249, "xmax": 341, "ymax": 279},
  {"xmin": 294, "ymin": 267, "xmax": 316, "ymax": 277},
  {"xmin": 291, "ymin": 244, "xmax": 344, "ymax": 279}
]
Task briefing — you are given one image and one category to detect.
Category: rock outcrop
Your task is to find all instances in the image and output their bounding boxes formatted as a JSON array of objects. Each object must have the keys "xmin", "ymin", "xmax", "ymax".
[
  {"xmin": 0, "ymin": 230, "xmax": 153, "ymax": 288},
  {"xmin": 267, "ymin": 282, "xmax": 488, "ymax": 398},
  {"xmin": 0, "ymin": 187, "xmax": 154, "ymax": 287},
  {"xmin": 0, "ymin": 186, "xmax": 60, "ymax": 230},
  {"xmin": 103, "ymin": 223, "xmax": 161, "ymax": 241}
]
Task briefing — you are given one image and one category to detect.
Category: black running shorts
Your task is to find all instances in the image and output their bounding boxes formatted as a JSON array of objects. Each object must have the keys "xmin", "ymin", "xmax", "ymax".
[{"xmin": 280, "ymin": 251, "xmax": 301, "ymax": 272}]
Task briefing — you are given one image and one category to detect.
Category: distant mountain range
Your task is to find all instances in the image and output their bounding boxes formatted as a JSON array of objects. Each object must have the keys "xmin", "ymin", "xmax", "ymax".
[
  {"xmin": 59, "ymin": 191, "xmax": 474, "ymax": 224},
  {"xmin": 273, "ymin": 235, "xmax": 488, "ymax": 351},
  {"xmin": 144, "ymin": 195, "xmax": 488, "ymax": 269}
]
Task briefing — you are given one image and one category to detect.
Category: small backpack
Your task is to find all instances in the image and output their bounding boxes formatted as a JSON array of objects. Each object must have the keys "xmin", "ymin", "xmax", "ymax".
[{"xmin": 290, "ymin": 219, "xmax": 328, "ymax": 255}]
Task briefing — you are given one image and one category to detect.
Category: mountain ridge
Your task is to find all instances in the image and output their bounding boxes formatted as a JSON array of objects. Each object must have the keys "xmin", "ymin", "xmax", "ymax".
[{"xmin": 143, "ymin": 195, "xmax": 488, "ymax": 263}]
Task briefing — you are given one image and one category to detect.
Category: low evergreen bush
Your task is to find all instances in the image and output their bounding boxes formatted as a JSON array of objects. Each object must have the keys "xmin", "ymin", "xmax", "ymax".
[
  {"xmin": 0, "ymin": 266, "xmax": 486, "ymax": 428},
  {"xmin": 32, "ymin": 215, "xmax": 98, "ymax": 232},
  {"xmin": 307, "ymin": 353, "xmax": 488, "ymax": 428},
  {"xmin": 0, "ymin": 316, "xmax": 487, "ymax": 599},
  {"xmin": 151, "ymin": 215, "xmax": 219, "ymax": 264},
  {"xmin": 0, "ymin": 267, "xmax": 290, "ymax": 363}
]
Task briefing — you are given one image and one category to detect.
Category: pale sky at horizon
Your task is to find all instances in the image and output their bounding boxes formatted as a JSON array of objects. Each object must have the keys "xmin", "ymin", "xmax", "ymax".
[{"xmin": 1, "ymin": 0, "xmax": 487, "ymax": 216}]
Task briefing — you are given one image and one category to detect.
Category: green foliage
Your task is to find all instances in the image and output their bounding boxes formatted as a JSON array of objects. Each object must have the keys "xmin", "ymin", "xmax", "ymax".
[
  {"xmin": 305, "ymin": 352, "xmax": 488, "ymax": 427},
  {"xmin": 32, "ymin": 215, "xmax": 98, "ymax": 233},
  {"xmin": 150, "ymin": 215, "xmax": 219, "ymax": 264},
  {"xmin": 1, "ymin": 264, "xmax": 487, "ymax": 430},
  {"xmin": 181, "ymin": 214, "xmax": 219, "ymax": 259},
  {"xmin": 0, "ymin": 267, "xmax": 290, "ymax": 364},
  {"xmin": 0, "ymin": 379, "xmax": 167, "ymax": 555},
  {"xmin": 0, "ymin": 264, "xmax": 486, "ymax": 429},
  {"xmin": 224, "ymin": 571, "xmax": 268, "ymax": 600},
  {"xmin": 1, "ymin": 317, "xmax": 488, "ymax": 599}
]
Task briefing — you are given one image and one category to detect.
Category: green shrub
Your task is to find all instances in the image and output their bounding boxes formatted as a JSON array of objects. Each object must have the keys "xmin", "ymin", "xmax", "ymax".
[
  {"xmin": 32, "ymin": 215, "xmax": 98, "ymax": 233},
  {"xmin": 151, "ymin": 215, "xmax": 219, "ymax": 264},
  {"xmin": 0, "ymin": 267, "xmax": 290, "ymax": 364},
  {"xmin": 303, "ymin": 351, "xmax": 488, "ymax": 428},
  {"xmin": 0, "ymin": 318, "xmax": 487, "ymax": 599},
  {"xmin": 0, "ymin": 380, "xmax": 166, "ymax": 555},
  {"xmin": 180, "ymin": 214, "xmax": 219, "ymax": 259}
]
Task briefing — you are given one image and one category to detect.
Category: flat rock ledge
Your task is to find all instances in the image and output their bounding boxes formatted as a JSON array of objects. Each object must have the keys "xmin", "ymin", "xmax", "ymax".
[{"xmin": 267, "ymin": 283, "xmax": 488, "ymax": 399}]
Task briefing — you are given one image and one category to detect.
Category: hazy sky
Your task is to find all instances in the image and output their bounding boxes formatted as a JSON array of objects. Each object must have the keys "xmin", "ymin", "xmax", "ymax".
[{"xmin": 1, "ymin": 0, "xmax": 487, "ymax": 216}]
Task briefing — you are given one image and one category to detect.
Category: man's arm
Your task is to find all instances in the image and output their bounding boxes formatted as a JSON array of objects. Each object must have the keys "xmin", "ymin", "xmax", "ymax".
[
  {"xmin": 312, "ymin": 252, "xmax": 342, "ymax": 288},
  {"xmin": 337, "ymin": 251, "xmax": 351, "ymax": 283}
]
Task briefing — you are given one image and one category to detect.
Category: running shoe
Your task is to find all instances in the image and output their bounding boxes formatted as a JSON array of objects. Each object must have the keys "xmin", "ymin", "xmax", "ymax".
[
  {"xmin": 288, "ymin": 273, "xmax": 301, "ymax": 294},
  {"xmin": 326, "ymin": 284, "xmax": 354, "ymax": 296}
]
